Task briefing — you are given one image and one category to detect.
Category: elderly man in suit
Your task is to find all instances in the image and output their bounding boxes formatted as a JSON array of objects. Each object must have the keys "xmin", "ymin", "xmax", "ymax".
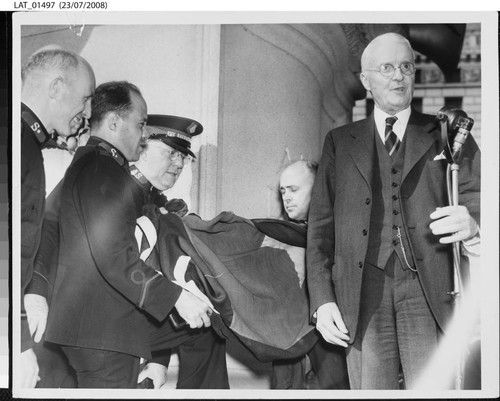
[{"xmin": 306, "ymin": 32, "xmax": 480, "ymax": 389}]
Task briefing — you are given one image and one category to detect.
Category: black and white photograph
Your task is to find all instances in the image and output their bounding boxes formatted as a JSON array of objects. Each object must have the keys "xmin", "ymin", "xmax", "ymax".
[{"xmin": 9, "ymin": 8, "xmax": 499, "ymax": 399}]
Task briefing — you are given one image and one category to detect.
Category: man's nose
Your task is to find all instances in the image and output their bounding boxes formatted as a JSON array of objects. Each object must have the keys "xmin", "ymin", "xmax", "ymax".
[
  {"xmin": 392, "ymin": 66, "xmax": 404, "ymax": 81},
  {"xmin": 82, "ymin": 99, "xmax": 92, "ymax": 119}
]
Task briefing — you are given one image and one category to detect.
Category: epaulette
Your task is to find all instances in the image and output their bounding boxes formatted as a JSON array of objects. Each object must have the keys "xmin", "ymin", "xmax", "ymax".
[
  {"xmin": 21, "ymin": 103, "xmax": 52, "ymax": 147},
  {"xmin": 86, "ymin": 137, "xmax": 128, "ymax": 168}
]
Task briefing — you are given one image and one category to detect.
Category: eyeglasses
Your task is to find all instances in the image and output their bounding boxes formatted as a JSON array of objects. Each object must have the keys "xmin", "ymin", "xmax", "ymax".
[
  {"xmin": 164, "ymin": 148, "xmax": 190, "ymax": 165},
  {"xmin": 364, "ymin": 62, "xmax": 415, "ymax": 78}
]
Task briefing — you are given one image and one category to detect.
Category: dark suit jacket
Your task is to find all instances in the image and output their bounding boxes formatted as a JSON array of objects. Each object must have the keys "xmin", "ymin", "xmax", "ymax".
[
  {"xmin": 45, "ymin": 139, "xmax": 182, "ymax": 359},
  {"xmin": 306, "ymin": 110, "xmax": 480, "ymax": 342}
]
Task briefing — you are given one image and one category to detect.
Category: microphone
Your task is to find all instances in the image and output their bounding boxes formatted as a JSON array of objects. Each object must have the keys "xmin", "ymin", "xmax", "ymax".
[
  {"xmin": 436, "ymin": 106, "xmax": 474, "ymax": 160},
  {"xmin": 451, "ymin": 115, "xmax": 474, "ymax": 157}
]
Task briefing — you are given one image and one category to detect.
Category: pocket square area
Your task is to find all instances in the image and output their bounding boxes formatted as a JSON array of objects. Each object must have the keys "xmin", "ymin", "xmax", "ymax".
[{"xmin": 433, "ymin": 151, "xmax": 446, "ymax": 161}]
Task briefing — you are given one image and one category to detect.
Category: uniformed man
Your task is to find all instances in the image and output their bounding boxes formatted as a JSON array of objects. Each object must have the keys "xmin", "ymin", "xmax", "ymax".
[
  {"xmin": 132, "ymin": 114, "xmax": 229, "ymax": 389},
  {"xmin": 43, "ymin": 81, "xmax": 228, "ymax": 388},
  {"xmin": 20, "ymin": 48, "xmax": 95, "ymax": 388}
]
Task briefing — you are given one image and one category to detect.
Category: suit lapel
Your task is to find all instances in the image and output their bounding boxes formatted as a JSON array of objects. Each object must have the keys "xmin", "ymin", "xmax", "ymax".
[
  {"xmin": 345, "ymin": 111, "xmax": 439, "ymax": 188},
  {"xmin": 401, "ymin": 110, "xmax": 441, "ymax": 182},
  {"xmin": 347, "ymin": 116, "xmax": 375, "ymax": 191}
]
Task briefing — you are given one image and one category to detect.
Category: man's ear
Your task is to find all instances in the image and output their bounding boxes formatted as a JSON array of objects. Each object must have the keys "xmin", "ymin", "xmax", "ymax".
[
  {"xmin": 107, "ymin": 112, "xmax": 120, "ymax": 132},
  {"xmin": 359, "ymin": 72, "xmax": 371, "ymax": 91},
  {"xmin": 48, "ymin": 76, "xmax": 64, "ymax": 99}
]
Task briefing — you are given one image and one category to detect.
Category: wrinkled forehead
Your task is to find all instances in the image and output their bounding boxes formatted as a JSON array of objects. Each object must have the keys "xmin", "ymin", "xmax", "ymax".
[{"xmin": 280, "ymin": 165, "xmax": 315, "ymax": 188}]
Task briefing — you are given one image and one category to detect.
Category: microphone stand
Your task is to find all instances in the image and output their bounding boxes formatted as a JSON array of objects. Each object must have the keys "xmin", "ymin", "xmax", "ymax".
[
  {"xmin": 436, "ymin": 109, "xmax": 474, "ymax": 390},
  {"xmin": 448, "ymin": 161, "xmax": 463, "ymax": 300}
]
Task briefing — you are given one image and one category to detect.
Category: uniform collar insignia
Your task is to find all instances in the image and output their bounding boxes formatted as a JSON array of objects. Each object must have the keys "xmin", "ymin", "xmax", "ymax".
[
  {"xmin": 129, "ymin": 165, "xmax": 152, "ymax": 192},
  {"xmin": 87, "ymin": 136, "xmax": 128, "ymax": 168},
  {"xmin": 21, "ymin": 102, "xmax": 53, "ymax": 147}
]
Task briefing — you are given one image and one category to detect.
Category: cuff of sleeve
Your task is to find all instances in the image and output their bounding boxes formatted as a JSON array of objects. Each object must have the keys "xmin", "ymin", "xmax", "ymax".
[
  {"xmin": 310, "ymin": 290, "xmax": 336, "ymax": 321},
  {"xmin": 462, "ymin": 227, "xmax": 481, "ymax": 257},
  {"xmin": 311, "ymin": 310, "xmax": 318, "ymax": 325},
  {"xmin": 25, "ymin": 271, "xmax": 49, "ymax": 298},
  {"xmin": 150, "ymin": 349, "xmax": 172, "ymax": 367},
  {"xmin": 140, "ymin": 276, "xmax": 183, "ymax": 322},
  {"xmin": 463, "ymin": 227, "xmax": 481, "ymax": 246},
  {"xmin": 21, "ymin": 318, "xmax": 34, "ymax": 352}
]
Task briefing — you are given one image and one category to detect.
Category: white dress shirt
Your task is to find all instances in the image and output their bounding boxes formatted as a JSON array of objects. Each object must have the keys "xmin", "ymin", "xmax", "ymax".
[{"xmin": 373, "ymin": 105, "xmax": 411, "ymax": 143}]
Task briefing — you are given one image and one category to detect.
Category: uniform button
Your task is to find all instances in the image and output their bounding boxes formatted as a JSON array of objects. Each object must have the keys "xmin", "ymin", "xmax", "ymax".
[
  {"xmin": 393, "ymin": 210, "xmax": 399, "ymax": 215},
  {"xmin": 358, "ymin": 261, "xmax": 363, "ymax": 268},
  {"xmin": 392, "ymin": 168, "xmax": 398, "ymax": 174},
  {"xmin": 392, "ymin": 195, "xmax": 398, "ymax": 201},
  {"xmin": 362, "ymin": 229, "xmax": 368, "ymax": 236},
  {"xmin": 365, "ymin": 198, "xmax": 371, "ymax": 205},
  {"xmin": 392, "ymin": 239, "xmax": 398, "ymax": 246},
  {"xmin": 392, "ymin": 182, "xmax": 399, "ymax": 187}
]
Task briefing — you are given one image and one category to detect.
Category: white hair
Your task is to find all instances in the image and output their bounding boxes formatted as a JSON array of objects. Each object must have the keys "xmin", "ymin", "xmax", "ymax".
[{"xmin": 361, "ymin": 32, "xmax": 414, "ymax": 71}]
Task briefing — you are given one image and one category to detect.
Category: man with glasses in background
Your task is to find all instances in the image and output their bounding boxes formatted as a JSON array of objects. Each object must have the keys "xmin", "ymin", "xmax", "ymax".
[
  {"xmin": 306, "ymin": 33, "xmax": 480, "ymax": 389},
  {"xmin": 131, "ymin": 114, "xmax": 229, "ymax": 390}
]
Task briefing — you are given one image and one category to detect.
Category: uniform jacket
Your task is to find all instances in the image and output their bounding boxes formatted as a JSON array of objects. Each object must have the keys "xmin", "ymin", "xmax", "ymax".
[
  {"xmin": 20, "ymin": 103, "xmax": 50, "ymax": 351},
  {"xmin": 45, "ymin": 137, "xmax": 182, "ymax": 359},
  {"xmin": 306, "ymin": 110, "xmax": 481, "ymax": 342}
]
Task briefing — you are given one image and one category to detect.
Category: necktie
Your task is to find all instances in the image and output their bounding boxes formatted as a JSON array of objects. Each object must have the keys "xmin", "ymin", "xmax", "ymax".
[{"xmin": 384, "ymin": 116, "xmax": 400, "ymax": 158}]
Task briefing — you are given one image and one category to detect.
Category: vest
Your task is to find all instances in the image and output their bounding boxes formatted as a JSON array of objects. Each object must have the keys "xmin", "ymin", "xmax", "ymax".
[{"xmin": 365, "ymin": 130, "xmax": 416, "ymax": 270}]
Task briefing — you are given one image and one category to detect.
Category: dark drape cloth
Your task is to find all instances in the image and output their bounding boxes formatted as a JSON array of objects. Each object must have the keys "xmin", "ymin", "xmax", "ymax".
[{"xmin": 144, "ymin": 207, "xmax": 319, "ymax": 362}]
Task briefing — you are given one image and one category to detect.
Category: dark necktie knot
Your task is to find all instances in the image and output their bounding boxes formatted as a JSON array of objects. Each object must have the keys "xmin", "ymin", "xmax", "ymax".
[{"xmin": 385, "ymin": 116, "xmax": 397, "ymax": 132}]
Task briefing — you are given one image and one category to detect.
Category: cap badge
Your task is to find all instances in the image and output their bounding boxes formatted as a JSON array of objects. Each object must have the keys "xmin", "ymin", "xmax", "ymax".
[{"xmin": 186, "ymin": 122, "xmax": 198, "ymax": 134}]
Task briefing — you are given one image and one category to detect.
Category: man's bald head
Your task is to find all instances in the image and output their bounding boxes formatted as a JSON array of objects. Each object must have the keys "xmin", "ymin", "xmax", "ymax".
[
  {"xmin": 21, "ymin": 48, "xmax": 96, "ymax": 138},
  {"xmin": 279, "ymin": 160, "xmax": 318, "ymax": 221}
]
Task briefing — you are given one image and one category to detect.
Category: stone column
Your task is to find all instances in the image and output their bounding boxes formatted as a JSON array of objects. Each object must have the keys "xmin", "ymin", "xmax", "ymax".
[{"xmin": 216, "ymin": 23, "xmax": 364, "ymax": 219}]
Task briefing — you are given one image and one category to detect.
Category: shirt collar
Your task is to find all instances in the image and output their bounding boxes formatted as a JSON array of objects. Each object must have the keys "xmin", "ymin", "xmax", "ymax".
[{"xmin": 374, "ymin": 106, "xmax": 412, "ymax": 142}]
